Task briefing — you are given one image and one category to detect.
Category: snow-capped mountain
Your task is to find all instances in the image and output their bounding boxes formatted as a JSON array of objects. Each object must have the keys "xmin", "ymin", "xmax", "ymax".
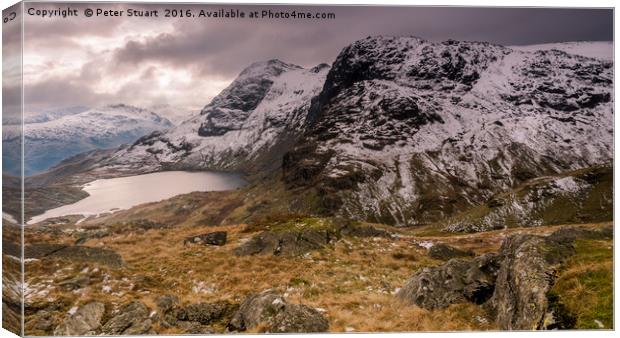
[
  {"xmin": 105, "ymin": 59, "xmax": 330, "ymax": 173},
  {"xmin": 3, "ymin": 104, "xmax": 173, "ymax": 176},
  {"xmin": 66, "ymin": 37, "xmax": 612, "ymax": 228},
  {"xmin": 282, "ymin": 37, "xmax": 613, "ymax": 226}
]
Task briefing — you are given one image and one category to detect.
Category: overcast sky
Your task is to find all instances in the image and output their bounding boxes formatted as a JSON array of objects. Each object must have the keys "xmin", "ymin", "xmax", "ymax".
[{"xmin": 15, "ymin": 3, "xmax": 613, "ymax": 114}]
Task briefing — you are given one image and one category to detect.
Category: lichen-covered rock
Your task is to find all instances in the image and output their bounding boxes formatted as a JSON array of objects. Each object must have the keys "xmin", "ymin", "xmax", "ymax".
[
  {"xmin": 234, "ymin": 230, "xmax": 333, "ymax": 256},
  {"xmin": 53, "ymin": 302, "xmax": 105, "ymax": 336},
  {"xmin": 487, "ymin": 233, "xmax": 576, "ymax": 330},
  {"xmin": 154, "ymin": 295, "xmax": 236, "ymax": 333},
  {"xmin": 268, "ymin": 303, "xmax": 330, "ymax": 333},
  {"xmin": 228, "ymin": 290, "xmax": 328, "ymax": 333},
  {"xmin": 100, "ymin": 301, "xmax": 152, "ymax": 335},
  {"xmin": 397, "ymin": 253, "xmax": 500, "ymax": 309}
]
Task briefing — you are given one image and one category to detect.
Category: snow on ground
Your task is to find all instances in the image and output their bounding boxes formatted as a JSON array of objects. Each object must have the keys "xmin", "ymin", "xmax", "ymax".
[
  {"xmin": 510, "ymin": 41, "xmax": 613, "ymax": 61},
  {"xmin": 3, "ymin": 212, "xmax": 18, "ymax": 224}
]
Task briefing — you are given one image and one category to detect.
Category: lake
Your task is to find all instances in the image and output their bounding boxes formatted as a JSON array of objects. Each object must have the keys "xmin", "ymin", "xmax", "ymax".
[{"xmin": 27, "ymin": 171, "xmax": 246, "ymax": 224}]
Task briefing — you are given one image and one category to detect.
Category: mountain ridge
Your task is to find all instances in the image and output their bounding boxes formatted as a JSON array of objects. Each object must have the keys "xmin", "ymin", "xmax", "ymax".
[
  {"xmin": 31, "ymin": 36, "xmax": 613, "ymax": 230},
  {"xmin": 2, "ymin": 104, "xmax": 173, "ymax": 176}
]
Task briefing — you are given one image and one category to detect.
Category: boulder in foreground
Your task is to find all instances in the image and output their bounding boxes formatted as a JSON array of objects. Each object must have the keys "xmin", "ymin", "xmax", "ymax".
[
  {"xmin": 398, "ymin": 226, "xmax": 612, "ymax": 330},
  {"xmin": 53, "ymin": 302, "xmax": 105, "ymax": 336},
  {"xmin": 228, "ymin": 290, "xmax": 329, "ymax": 333}
]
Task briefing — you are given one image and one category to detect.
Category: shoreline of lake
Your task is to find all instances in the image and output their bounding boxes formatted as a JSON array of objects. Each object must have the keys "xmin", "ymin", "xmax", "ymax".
[{"xmin": 27, "ymin": 171, "xmax": 246, "ymax": 225}]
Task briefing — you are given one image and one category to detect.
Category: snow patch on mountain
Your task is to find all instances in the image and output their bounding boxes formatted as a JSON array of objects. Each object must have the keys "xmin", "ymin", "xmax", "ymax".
[{"xmin": 511, "ymin": 41, "xmax": 612, "ymax": 61}]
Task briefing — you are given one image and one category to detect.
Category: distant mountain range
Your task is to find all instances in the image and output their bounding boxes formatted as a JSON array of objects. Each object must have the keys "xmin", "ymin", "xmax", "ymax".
[
  {"xmin": 4, "ymin": 106, "xmax": 91, "ymax": 125},
  {"xmin": 2, "ymin": 104, "xmax": 174, "ymax": 176}
]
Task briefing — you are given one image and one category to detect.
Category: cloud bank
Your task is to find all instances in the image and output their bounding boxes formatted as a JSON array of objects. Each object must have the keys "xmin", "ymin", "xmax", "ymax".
[{"xmin": 17, "ymin": 4, "xmax": 612, "ymax": 114}]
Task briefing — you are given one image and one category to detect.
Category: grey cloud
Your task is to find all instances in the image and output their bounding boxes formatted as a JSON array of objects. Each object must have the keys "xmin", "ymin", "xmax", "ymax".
[
  {"xmin": 19, "ymin": 4, "xmax": 613, "ymax": 112},
  {"xmin": 24, "ymin": 77, "xmax": 114, "ymax": 111},
  {"xmin": 109, "ymin": 6, "xmax": 613, "ymax": 78}
]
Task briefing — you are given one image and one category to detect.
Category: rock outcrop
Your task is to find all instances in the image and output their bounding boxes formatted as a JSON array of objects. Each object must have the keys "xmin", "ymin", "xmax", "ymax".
[
  {"xmin": 53, "ymin": 302, "xmax": 105, "ymax": 336},
  {"xmin": 228, "ymin": 290, "xmax": 329, "ymax": 333},
  {"xmin": 397, "ymin": 253, "xmax": 500, "ymax": 309},
  {"xmin": 339, "ymin": 224, "xmax": 393, "ymax": 238},
  {"xmin": 50, "ymin": 292, "xmax": 329, "ymax": 334},
  {"xmin": 488, "ymin": 227, "xmax": 612, "ymax": 330},
  {"xmin": 177, "ymin": 302, "xmax": 236, "ymax": 325},
  {"xmin": 154, "ymin": 295, "xmax": 237, "ymax": 334},
  {"xmin": 398, "ymin": 226, "xmax": 612, "ymax": 330},
  {"xmin": 234, "ymin": 230, "xmax": 334, "ymax": 256},
  {"xmin": 100, "ymin": 301, "xmax": 153, "ymax": 335},
  {"xmin": 486, "ymin": 234, "xmax": 566, "ymax": 330}
]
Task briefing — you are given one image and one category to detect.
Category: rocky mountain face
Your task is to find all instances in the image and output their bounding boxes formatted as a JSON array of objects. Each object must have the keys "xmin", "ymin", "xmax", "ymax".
[
  {"xmin": 106, "ymin": 60, "xmax": 330, "ymax": 174},
  {"xmin": 3, "ymin": 104, "xmax": 173, "ymax": 176},
  {"xmin": 442, "ymin": 165, "xmax": 612, "ymax": 232},
  {"xmin": 282, "ymin": 36, "xmax": 613, "ymax": 227}
]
